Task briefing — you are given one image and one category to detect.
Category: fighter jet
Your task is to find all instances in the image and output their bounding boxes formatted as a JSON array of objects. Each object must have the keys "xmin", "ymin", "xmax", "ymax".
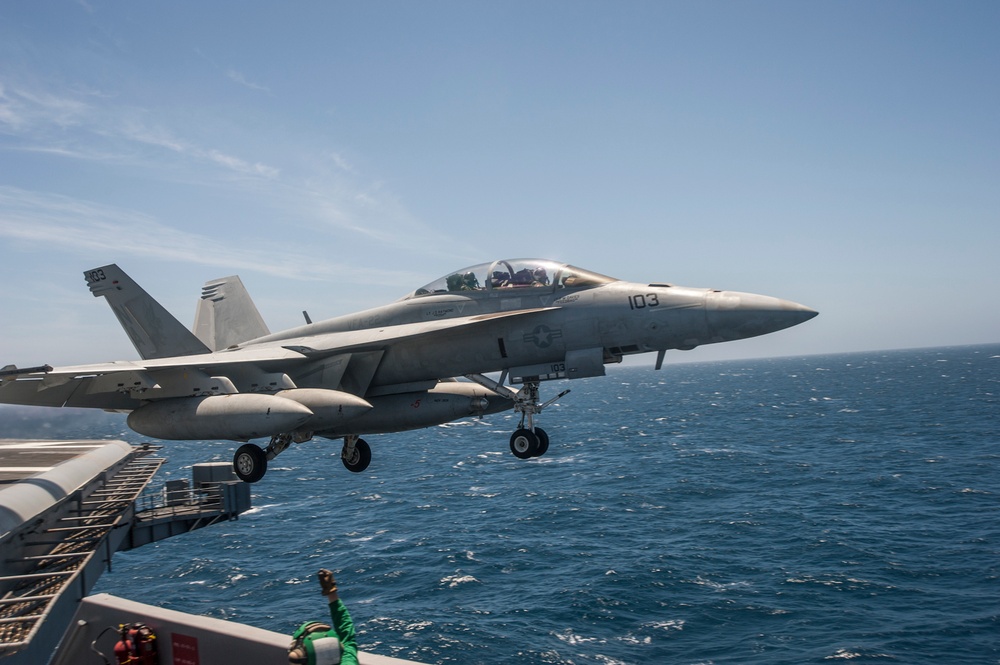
[{"xmin": 0, "ymin": 259, "xmax": 816, "ymax": 482}]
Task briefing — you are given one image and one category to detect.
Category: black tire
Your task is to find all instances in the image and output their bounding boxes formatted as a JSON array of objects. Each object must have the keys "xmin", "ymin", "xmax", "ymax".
[
  {"xmin": 234, "ymin": 444, "xmax": 267, "ymax": 483},
  {"xmin": 509, "ymin": 428, "xmax": 539, "ymax": 459},
  {"xmin": 533, "ymin": 427, "xmax": 549, "ymax": 457},
  {"xmin": 342, "ymin": 438, "xmax": 372, "ymax": 473}
]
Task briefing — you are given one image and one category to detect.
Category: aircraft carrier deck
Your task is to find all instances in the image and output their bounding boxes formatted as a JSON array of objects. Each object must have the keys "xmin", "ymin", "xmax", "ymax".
[{"xmin": 0, "ymin": 439, "xmax": 426, "ymax": 665}]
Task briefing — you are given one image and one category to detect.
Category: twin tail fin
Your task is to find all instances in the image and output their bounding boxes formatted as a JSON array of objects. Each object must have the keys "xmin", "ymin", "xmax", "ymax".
[
  {"xmin": 86, "ymin": 265, "xmax": 271, "ymax": 358},
  {"xmin": 194, "ymin": 275, "xmax": 270, "ymax": 351},
  {"xmin": 85, "ymin": 265, "xmax": 211, "ymax": 360}
]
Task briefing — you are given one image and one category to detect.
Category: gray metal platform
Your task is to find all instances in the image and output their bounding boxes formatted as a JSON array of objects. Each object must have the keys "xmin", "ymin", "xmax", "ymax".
[
  {"xmin": 0, "ymin": 440, "xmax": 250, "ymax": 664},
  {"xmin": 0, "ymin": 439, "xmax": 159, "ymax": 662}
]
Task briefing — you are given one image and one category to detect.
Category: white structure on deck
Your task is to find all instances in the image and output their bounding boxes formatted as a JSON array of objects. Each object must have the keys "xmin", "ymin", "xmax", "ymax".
[{"xmin": 59, "ymin": 593, "xmax": 427, "ymax": 665}]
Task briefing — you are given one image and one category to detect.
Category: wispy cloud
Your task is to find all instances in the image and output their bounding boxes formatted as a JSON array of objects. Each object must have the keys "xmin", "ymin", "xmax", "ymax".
[
  {"xmin": 329, "ymin": 151, "xmax": 356, "ymax": 173},
  {"xmin": 10, "ymin": 87, "xmax": 90, "ymax": 128},
  {"xmin": 0, "ymin": 82, "xmax": 89, "ymax": 131},
  {"xmin": 115, "ymin": 118, "xmax": 188, "ymax": 153},
  {"xmin": 1, "ymin": 79, "xmax": 280, "ymax": 180},
  {"xmin": 207, "ymin": 149, "xmax": 280, "ymax": 178},
  {"xmin": 0, "ymin": 186, "xmax": 418, "ymax": 285},
  {"xmin": 0, "ymin": 77, "xmax": 478, "ymax": 266},
  {"xmin": 226, "ymin": 69, "xmax": 271, "ymax": 94}
]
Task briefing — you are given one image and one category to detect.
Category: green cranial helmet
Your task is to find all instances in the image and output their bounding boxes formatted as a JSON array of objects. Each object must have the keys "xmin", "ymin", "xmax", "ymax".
[{"xmin": 288, "ymin": 622, "xmax": 332, "ymax": 665}]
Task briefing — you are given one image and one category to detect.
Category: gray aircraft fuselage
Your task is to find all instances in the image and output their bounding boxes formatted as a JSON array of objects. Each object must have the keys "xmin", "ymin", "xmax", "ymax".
[{"xmin": 250, "ymin": 260, "xmax": 816, "ymax": 390}]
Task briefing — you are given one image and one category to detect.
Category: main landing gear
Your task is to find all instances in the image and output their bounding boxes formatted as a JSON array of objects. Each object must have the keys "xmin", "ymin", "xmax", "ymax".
[
  {"xmin": 341, "ymin": 435, "xmax": 372, "ymax": 473},
  {"xmin": 233, "ymin": 432, "xmax": 302, "ymax": 483},
  {"xmin": 466, "ymin": 373, "xmax": 568, "ymax": 460},
  {"xmin": 234, "ymin": 443, "xmax": 268, "ymax": 483},
  {"xmin": 233, "ymin": 432, "xmax": 373, "ymax": 483}
]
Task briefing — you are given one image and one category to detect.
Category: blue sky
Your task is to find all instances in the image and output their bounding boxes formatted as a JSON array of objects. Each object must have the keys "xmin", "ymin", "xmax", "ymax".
[{"xmin": 1, "ymin": 1, "xmax": 998, "ymax": 367}]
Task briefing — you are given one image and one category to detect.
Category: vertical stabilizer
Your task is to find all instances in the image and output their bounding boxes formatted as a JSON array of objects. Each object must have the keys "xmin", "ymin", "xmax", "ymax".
[
  {"xmin": 193, "ymin": 276, "xmax": 271, "ymax": 351},
  {"xmin": 85, "ymin": 265, "xmax": 211, "ymax": 360}
]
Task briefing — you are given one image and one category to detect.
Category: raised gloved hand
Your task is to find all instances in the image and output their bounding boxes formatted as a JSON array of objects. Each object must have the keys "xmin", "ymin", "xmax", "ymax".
[{"xmin": 318, "ymin": 569, "xmax": 338, "ymax": 596}]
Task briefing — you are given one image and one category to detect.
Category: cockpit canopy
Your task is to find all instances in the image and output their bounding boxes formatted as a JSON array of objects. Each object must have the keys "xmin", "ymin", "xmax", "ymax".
[{"xmin": 404, "ymin": 259, "xmax": 617, "ymax": 299}]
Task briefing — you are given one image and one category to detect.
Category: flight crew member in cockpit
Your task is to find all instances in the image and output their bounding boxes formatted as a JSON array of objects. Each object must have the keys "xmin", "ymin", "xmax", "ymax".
[{"xmin": 287, "ymin": 569, "xmax": 359, "ymax": 665}]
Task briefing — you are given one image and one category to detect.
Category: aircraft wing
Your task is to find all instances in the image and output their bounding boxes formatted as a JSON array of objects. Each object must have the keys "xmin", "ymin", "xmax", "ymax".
[{"xmin": 0, "ymin": 307, "xmax": 559, "ymax": 410}]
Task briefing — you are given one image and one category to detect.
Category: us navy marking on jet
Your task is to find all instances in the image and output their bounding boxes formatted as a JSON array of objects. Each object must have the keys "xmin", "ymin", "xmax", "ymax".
[{"xmin": 0, "ymin": 259, "xmax": 816, "ymax": 483}]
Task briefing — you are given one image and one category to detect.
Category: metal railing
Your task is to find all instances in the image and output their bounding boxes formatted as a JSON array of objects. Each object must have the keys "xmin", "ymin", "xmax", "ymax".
[
  {"xmin": 134, "ymin": 482, "xmax": 225, "ymax": 517},
  {"xmin": 0, "ymin": 452, "xmax": 163, "ymax": 654}
]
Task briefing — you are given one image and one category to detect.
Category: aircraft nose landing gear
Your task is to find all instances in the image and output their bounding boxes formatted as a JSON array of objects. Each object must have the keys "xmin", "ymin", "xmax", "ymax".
[
  {"xmin": 509, "ymin": 426, "xmax": 550, "ymax": 459},
  {"xmin": 467, "ymin": 373, "xmax": 566, "ymax": 460}
]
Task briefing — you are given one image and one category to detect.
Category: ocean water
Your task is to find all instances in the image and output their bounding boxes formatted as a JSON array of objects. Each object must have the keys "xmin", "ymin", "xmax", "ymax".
[{"xmin": 12, "ymin": 345, "xmax": 1000, "ymax": 664}]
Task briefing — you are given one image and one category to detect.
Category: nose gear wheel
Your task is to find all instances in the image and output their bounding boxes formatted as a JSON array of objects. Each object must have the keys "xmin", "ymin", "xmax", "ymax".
[{"xmin": 510, "ymin": 428, "xmax": 538, "ymax": 458}]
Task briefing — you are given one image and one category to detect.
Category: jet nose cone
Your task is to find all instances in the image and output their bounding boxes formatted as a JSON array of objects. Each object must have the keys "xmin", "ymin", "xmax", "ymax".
[{"xmin": 706, "ymin": 291, "xmax": 818, "ymax": 342}]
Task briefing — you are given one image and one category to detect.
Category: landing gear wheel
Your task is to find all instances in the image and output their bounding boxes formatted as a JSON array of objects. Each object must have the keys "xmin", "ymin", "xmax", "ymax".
[
  {"xmin": 342, "ymin": 438, "xmax": 372, "ymax": 473},
  {"xmin": 234, "ymin": 444, "xmax": 267, "ymax": 483},
  {"xmin": 509, "ymin": 428, "xmax": 539, "ymax": 459},
  {"xmin": 533, "ymin": 427, "xmax": 549, "ymax": 457}
]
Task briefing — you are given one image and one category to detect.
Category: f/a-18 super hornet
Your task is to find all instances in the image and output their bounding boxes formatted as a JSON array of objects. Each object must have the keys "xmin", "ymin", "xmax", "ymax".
[{"xmin": 0, "ymin": 259, "xmax": 816, "ymax": 482}]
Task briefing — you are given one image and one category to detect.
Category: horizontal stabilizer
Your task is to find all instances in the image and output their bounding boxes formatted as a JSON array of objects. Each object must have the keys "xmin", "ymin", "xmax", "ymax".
[
  {"xmin": 85, "ymin": 265, "xmax": 211, "ymax": 360},
  {"xmin": 0, "ymin": 364, "xmax": 52, "ymax": 379}
]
